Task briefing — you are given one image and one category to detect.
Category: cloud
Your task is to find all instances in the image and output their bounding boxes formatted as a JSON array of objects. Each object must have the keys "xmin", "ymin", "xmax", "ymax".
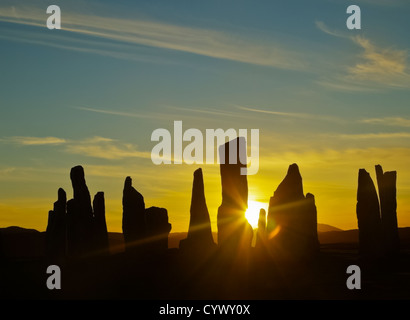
[
  {"xmin": 235, "ymin": 105, "xmax": 344, "ymax": 123},
  {"xmin": 360, "ymin": 117, "xmax": 410, "ymax": 127},
  {"xmin": 315, "ymin": 21, "xmax": 410, "ymax": 90},
  {"xmin": 338, "ymin": 132, "xmax": 410, "ymax": 140},
  {"xmin": 73, "ymin": 106, "xmax": 155, "ymax": 119},
  {"xmin": 0, "ymin": 4, "xmax": 307, "ymax": 70},
  {"xmin": 65, "ymin": 137, "xmax": 152, "ymax": 160},
  {"xmin": 259, "ymin": 147, "xmax": 410, "ymax": 178},
  {"xmin": 315, "ymin": 21, "xmax": 347, "ymax": 39},
  {"xmin": 314, "ymin": 78, "xmax": 378, "ymax": 92},
  {"xmin": 0, "ymin": 135, "xmax": 152, "ymax": 160},
  {"xmin": 0, "ymin": 29, "xmax": 169, "ymax": 65},
  {"xmin": 347, "ymin": 36, "xmax": 410, "ymax": 88},
  {"xmin": 1, "ymin": 136, "xmax": 67, "ymax": 145}
]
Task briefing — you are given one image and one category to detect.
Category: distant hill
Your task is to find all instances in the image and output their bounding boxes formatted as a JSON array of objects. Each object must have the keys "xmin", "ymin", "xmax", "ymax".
[
  {"xmin": 317, "ymin": 223, "xmax": 343, "ymax": 233},
  {"xmin": 0, "ymin": 226, "xmax": 45, "ymax": 259},
  {"xmin": 1, "ymin": 226, "xmax": 40, "ymax": 234},
  {"xmin": 318, "ymin": 229, "xmax": 359, "ymax": 244}
]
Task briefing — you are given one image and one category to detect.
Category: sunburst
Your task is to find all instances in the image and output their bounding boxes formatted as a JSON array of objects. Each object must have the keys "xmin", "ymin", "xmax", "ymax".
[{"xmin": 245, "ymin": 200, "xmax": 268, "ymax": 229}]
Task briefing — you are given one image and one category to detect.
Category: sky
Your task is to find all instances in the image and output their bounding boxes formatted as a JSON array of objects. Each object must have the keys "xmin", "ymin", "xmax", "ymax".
[{"xmin": 1, "ymin": 0, "xmax": 410, "ymax": 233}]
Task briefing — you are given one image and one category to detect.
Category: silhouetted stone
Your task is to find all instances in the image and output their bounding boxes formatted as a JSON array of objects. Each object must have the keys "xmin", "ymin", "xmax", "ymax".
[
  {"xmin": 145, "ymin": 206, "xmax": 172, "ymax": 252},
  {"xmin": 70, "ymin": 166, "xmax": 93, "ymax": 215},
  {"xmin": 217, "ymin": 137, "xmax": 253, "ymax": 254},
  {"xmin": 179, "ymin": 168, "xmax": 215, "ymax": 251},
  {"xmin": 46, "ymin": 188, "xmax": 67, "ymax": 258},
  {"xmin": 255, "ymin": 208, "xmax": 267, "ymax": 249},
  {"xmin": 356, "ymin": 168, "xmax": 383, "ymax": 258},
  {"xmin": 66, "ymin": 198, "xmax": 81, "ymax": 257},
  {"xmin": 93, "ymin": 192, "xmax": 109, "ymax": 253},
  {"xmin": 267, "ymin": 164, "xmax": 319, "ymax": 259},
  {"xmin": 375, "ymin": 165, "xmax": 400, "ymax": 256},
  {"xmin": 0, "ymin": 231, "xmax": 3, "ymax": 261},
  {"xmin": 66, "ymin": 166, "xmax": 94, "ymax": 257},
  {"xmin": 122, "ymin": 176, "xmax": 146, "ymax": 251},
  {"xmin": 304, "ymin": 193, "xmax": 320, "ymax": 253}
]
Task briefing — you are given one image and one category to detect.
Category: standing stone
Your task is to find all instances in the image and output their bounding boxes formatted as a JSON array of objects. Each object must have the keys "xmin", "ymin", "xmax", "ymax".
[
  {"xmin": 356, "ymin": 168, "xmax": 383, "ymax": 258},
  {"xmin": 267, "ymin": 164, "xmax": 319, "ymax": 259},
  {"xmin": 122, "ymin": 176, "xmax": 146, "ymax": 251},
  {"xmin": 179, "ymin": 168, "xmax": 215, "ymax": 251},
  {"xmin": 304, "ymin": 193, "xmax": 320, "ymax": 254},
  {"xmin": 70, "ymin": 166, "xmax": 93, "ymax": 215},
  {"xmin": 255, "ymin": 208, "xmax": 267, "ymax": 249},
  {"xmin": 67, "ymin": 166, "xmax": 94, "ymax": 257},
  {"xmin": 66, "ymin": 198, "xmax": 81, "ymax": 257},
  {"xmin": 46, "ymin": 188, "xmax": 67, "ymax": 258},
  {"xmin": 217, "ymin": 137, "xmax": 253, "ymax": 253},
  {"xmin": 0, "ymin": 230, "xmax": 3, "ymax": 261},
  {"xmin": 375, "ymin": 165, "xmax": 399, "ymax": 256},
  {"xmin": 93, "ymin": 192, "xmax": 109, "ymax": 253},
  {"xmin": 145, "ymin": 206, "xmax": 172, "ymax": 252}
]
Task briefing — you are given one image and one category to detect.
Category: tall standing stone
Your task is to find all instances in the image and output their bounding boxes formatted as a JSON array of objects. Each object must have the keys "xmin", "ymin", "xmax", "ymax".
[
  {"xmin": 179, "ymin": 168, "xmax": 215, "ymax": 251},
  {"xmin": 93, "ymin": 192, "xmax": 109, "ymax": 253},
  {"xmin": 356, "ymin": 168, "xmax": 383, "ymax": 258},
  {"xmin": 46, "ymin": 188, "xmax": 67, "ymax": 258},
  {"xmin": 70, "ymin": 165, "xmax": 93, "ymax": 215},
  {"xmin": 122, "ymin": 176, "xmax": 146, "ymax": 251},
  {"xmin": 375, "ymin": 165, "xmax": 399, "ymax": 256},
  {"xmin": 0, "ymin": 230, "xmax": 3, "ymax": 261},
  {"xmin": 304, "ymin": 193, "xmax": 320, "ymax": 253},
  {"xmin": 267, "ymin": 164, "xmax": 319, "ymax": 259},
  {"xmin": 66, "ymin": 198, "xmax": 81, "ymax": 256},
  {"xmin": 217, "ymin": 137, "xmax": 253, "ymax": 253},
  {"xmin": 67, "ymin": 165, "xmax": 94, "ymax": 257}
]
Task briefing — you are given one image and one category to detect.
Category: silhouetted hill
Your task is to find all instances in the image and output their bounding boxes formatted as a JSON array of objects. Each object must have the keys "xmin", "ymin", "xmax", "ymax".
[
  {"xmin": 317, "ymin": 223, "xmax": 343, "ymax": 232},
  {"xmin": 1, "ymin": 226, "xmax": 40, "ymax": 234},
  {"xmin": 0, "ymin": 226, "xmax": 45, "ymax": 259},
  {"xmin": 318, "ymin": 229, "xmax": 358, "ymax": 244}
]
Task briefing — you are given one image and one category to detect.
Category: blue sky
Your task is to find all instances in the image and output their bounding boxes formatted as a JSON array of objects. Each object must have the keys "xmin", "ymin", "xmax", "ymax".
[{"xmin": 1, "ymin": 0, "xmax": 410, "ymax": 232}]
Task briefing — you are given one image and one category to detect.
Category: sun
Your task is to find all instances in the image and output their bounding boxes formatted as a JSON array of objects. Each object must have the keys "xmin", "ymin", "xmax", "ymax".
[{"xmin": 245, "ymin": 200, "xmax": 269, "ymax": 229}]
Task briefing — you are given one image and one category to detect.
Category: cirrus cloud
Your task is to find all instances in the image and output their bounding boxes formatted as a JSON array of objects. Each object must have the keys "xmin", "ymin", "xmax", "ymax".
[{"xmin": 0, "ymin": 135, "xmax": 152, "ymax": 160}]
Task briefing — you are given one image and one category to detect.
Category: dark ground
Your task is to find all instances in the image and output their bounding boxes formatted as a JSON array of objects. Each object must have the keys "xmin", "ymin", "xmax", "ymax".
[{"xmin": 1, "ymin": 227, "xmax": 410, "ymax": 300}]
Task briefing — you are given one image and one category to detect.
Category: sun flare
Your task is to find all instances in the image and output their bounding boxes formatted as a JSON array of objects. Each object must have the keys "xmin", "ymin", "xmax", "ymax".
[{"xmin": 245, "ymin": 200, "xmax": 269, "ymax": 229}]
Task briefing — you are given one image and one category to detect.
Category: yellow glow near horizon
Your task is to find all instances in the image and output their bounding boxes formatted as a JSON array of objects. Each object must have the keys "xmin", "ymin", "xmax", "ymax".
[{"xmin": 245, "ymin": 200, "xmax": 269, "ymax": 229}]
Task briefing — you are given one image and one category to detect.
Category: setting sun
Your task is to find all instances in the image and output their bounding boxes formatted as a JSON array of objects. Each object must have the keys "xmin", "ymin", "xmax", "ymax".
[{"xmin": 245, "ymin": 200, "xmax": 269, "ymax": 229}]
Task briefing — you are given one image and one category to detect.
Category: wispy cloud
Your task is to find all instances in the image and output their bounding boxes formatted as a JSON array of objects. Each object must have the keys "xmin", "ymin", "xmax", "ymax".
[
  {"xmin": 0, "ymin": 29, "xmax": 170, "ymax": 65},
  {"xmin": 235, "ymin": 105, "xmax": 344, "ymax": 123},
  {"xmin": 360, "ymin": 117, "xmax": 410, "ymax": 127},
  {"xmin": 163, "ymin": 105, "xmax": 255, "ymax": 120},
  {"xmin": 315, "ymin": 21, "xmax": 347, "ymax": 38},
  {"xmin": 315, "ymin": 21, "xmax": 410, "ymax": 91},
  {"xmin": 338, "ymin": 132, "xmax": 410, "ymax": 140},
  {"xmin": 0, "ymin": 135, "xmax": 152, "ymax": 160},
  {"xmin": 347, "ymin": 36, "xmax": 410, "ymax": 88},
  {"xmin": 73, "ymin": 106, "xmax": 155, "ymax": 119},
  {"xmin": 65, "ymin": 137, "xmax": 152, "ymax": 160},
  {"xmin": 315, "ymin": 78, "xmax": 378, "ymax": 92},
  {"xmin": 1, "ymin": 136, "xmax": 67, "ymax": 145},
  {"xmin": 0, "ymin": 4, "xmax": 307, "ymax": 70}
]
